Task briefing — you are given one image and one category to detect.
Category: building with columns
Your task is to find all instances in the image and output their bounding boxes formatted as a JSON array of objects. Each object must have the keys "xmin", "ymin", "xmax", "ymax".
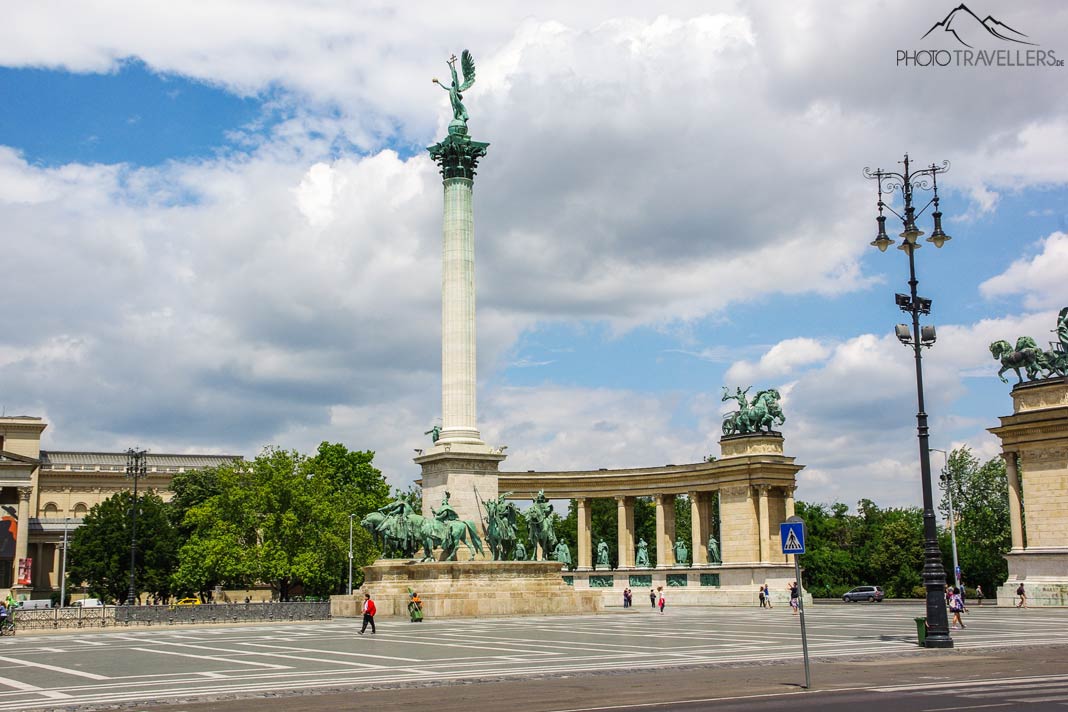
[
  {"xmin": 0, "ymin": 416, "xmax": 237, "ymax": 599},
  {"xmin": 495, "ymin": 432, "xmax": 802, "ymax": 603},
  {"xmin": 989, "ymin": 377, "xmax": 1068, "ymax": 606}
]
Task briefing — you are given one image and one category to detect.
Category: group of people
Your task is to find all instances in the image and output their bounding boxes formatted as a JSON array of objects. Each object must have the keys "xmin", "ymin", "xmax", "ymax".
[{"xmin": 757, "ymin": 583, "xmax": 773, "ymax": 608}]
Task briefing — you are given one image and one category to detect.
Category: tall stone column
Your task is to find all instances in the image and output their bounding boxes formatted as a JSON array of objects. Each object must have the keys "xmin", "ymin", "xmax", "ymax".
[
  {"xmin": 428, "ymin": 131, "xmax": 490, "ymax": 447},
  {"xmin": 757, "ymin": 485, "xmax": 770, "ymax": 564},
  {"xmin": 14, "ymin": 486, "xmax": 32, "ymax": 590},
  {"xmin": 784, "ymin": 486, "xmax": 796, "ymax": 520},
  {"xmin": 1002, "ymin": 451, "xmax": 1024, "ymax": 551},
  {"xmin": 655, "ymin": 494, "xmax": 676, "ymax": 568},
  {"xmin": 416, "ymin": 129, "xmax": 503, "ymax": 538},
  {"xmin": 690, "ymin": 491, "xmax": 708, "ymax": 565},
  {"xmin": 576, "ymin": 497, "xmax": 592, "ymax": 570},
  {"xmin": 616, "ymin": 496, "xmax": 635, "ymax": 568}
]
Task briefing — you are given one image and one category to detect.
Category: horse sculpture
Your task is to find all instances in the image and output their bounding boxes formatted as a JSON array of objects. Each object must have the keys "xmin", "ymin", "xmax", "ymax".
[
  {"xmin": 990, "ymin": 337, "xmax": 1045, "ymax": 384},
  {"xmin": 526, "ymin": 490, "xmax": 558, "ymax": 561},
  {"xmin": 722, "ymin": 386, "xmax": 785, "ymax": 434},
  {"xmin": 484, "ymin": 494, "xmax": 519, "ymax": 561}
]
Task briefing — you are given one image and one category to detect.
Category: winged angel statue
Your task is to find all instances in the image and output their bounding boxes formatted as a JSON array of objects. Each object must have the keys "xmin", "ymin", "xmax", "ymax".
[{"xmin": 433, "ymin": 50, "xmax": 476, "ymax": 130}]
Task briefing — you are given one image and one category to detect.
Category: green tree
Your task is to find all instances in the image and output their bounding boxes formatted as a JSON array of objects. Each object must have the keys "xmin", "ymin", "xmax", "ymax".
[
  {"xmin": 67, "ymin": 491, "xmax": 179, "ymax": 603},
  {"xmin": 174, "ymin": 443, "xmax": 389, "ymax": 599},
  {"xmin": 938, "ymin": 447, "xmax": 1011, "ymax": 592}
]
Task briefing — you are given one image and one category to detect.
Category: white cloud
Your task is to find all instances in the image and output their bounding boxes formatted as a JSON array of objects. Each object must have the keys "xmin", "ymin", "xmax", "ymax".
[
  {"xmin": 979, "ymin": 231, "xmax": 1068, "ymax": 310},
  {"xmin": 2, "ymin": 2, "xmax": 1068, "ymax": 511}
]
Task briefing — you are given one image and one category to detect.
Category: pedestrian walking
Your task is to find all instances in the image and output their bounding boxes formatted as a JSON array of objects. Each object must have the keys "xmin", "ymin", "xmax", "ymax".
[
  {"xmin": 949, "ymin": 587, "xmax": 966, "ymax": 629},
  {"xmin": 764, "ymin": 583, "xmax": 772, "ymax": 608},
  {"xmin": 789, "ymin": 581, "xmax": 799, "ymax": 614},
  {"xmin": 649, "ymin": 589, "xmax": 657, "ymax": 608},
  {"xmin": 1016, "ymin": 583, "xmax": 1027, "ymax": 608},
  {"xmin": 622, "ymin": 588, "xmax": 631, "ymax": 608},
  {"xmin": 657, "ymin": 586, "xmax": 666, "ymax": 614},
  {"xmin": 359, "ymin": 593, "xmax": 376, "ymax": 634},
  {"xmin": 758, "ymin": 585, "xmax": 766, "ymax": 608},
  {"xmin": 975, "ymin": 584, "xmax": 984, "ymax": 607}
]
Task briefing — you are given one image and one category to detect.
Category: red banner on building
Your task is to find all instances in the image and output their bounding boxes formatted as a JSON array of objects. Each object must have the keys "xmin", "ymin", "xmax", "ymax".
[{"xmin": 16, "ymin": 557, "xmax": 31, "ymax": 586}]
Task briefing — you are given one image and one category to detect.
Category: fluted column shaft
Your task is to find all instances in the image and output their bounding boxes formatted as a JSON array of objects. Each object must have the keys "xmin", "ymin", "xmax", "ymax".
[
  {"xmin": 757, "ymin": 485, "xmax": 770, "ymax": 564},
  {"xmin": 655, "ymin": 494, "xmax": 676, "ymax": 567},
  {"xmin": 1003, "ymin": 451, "xmax": 1025, "ymax": 551},
  {"xmin": 15, "ymin": 487, "xmax": 32, "ymax": 587},
  {"xmin": 439, "ymin": 177, "xmax": 482, "ymax": 445},
  {"xmin": 576, "ymin": 498, "xmax": 592, "ymax": 569},
  {"xmin": 690, "ymin": 492, "xmax": 708, "ymax": 565},
  {"xmin": 616, "ymin": 496, "xmax": 635, "ymax": 568}
]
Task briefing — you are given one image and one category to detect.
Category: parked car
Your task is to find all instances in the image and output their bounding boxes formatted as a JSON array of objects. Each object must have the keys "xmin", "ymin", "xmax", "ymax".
[
  {"xmin": 173, "ymin": 598, "xmax": 201, "ymax": 606},
  {"xmin": 19, "ymin": 599, "xmax": 53, "ymax": 610},
  {"xmin": 842, "ymin": 585, "xmax": 884, "ymax": 602},
  {"xmin": 73, "ymin": 598, "xmax": 104, "ymax": 607}
]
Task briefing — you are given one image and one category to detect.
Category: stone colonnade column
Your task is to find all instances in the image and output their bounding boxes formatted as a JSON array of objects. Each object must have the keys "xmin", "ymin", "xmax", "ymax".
[
  {"xmin": 784, "ymin": 486, "xmax": 796, "ymax": 520},
  {"xmin": 576, "ymin": 497, "xmax": 592, "ymax": 569},
  {"xmin": 616, "ymin": 496, "xmax": 635, "ymax": 568},
  {"xmin": 14, "ymin": 486, "xmax": 32, "ymax": 588},
  {"xmin": 655, "ymin": 494, "xmax": 676, "ymax": 567},
  {"xmin": 1002, "ymin": 451, "xmax": 1025, "ymax": 551},
  {"xmin": 690, "ymin": 491, "xmax": 708, "ymax": 565},
  {"xmin": 756, "ymin": 485, "xmax": 770, "ymax": 564}
]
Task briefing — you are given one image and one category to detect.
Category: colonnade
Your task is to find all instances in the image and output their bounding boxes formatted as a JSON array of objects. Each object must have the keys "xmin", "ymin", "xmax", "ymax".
[{"xmin": 572, "ymin": 486, "xmax": 796, "ymax": 570}]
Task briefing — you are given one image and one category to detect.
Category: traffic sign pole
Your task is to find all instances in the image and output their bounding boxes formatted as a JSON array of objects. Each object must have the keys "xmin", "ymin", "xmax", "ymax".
[{"xmin": 783, "ymin": 515, "xmax": 811, "ymax": 690}]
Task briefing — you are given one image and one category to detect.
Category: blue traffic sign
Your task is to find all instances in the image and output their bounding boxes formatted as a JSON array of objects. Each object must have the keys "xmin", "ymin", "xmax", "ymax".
[{"xmin": 780, "ymin": 521, "xmax": 806, "ymax": 555}]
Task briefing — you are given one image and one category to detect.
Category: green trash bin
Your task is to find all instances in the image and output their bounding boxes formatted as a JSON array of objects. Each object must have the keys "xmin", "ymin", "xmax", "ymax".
[{"xmin": 914, "ymin": 617, "xmax": 927, "ymax": 646}]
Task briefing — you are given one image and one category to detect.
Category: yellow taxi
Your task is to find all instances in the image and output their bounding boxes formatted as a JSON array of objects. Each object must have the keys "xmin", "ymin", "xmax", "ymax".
[{"xmin": 173, "ymin": 597, "xmax": 202, "ymax": 606}]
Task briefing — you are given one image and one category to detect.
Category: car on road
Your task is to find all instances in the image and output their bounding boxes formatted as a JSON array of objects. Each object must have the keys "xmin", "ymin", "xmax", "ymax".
[
  {"xmin": 173, "ymin": 598, "xmax": 201, "ymax": 606},
  {"xmin": 73, "ymin": 598, "xmax": 104, "ymax": 607},
  {"xmin": 843, "ymin": 585, "xmax": 884, "ymax": 602}
]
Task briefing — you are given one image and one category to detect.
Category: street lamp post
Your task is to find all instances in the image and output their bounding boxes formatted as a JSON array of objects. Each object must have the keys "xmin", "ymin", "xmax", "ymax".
[
  {"xmin": 125, "ymin": 448, "xmax": 147, "ymax": 606},
  {"xmin": 59, "ymin": 517, "xmax": 69, "ymax": 608},
  {"xmin": 931, "ymin": 448, "xmax": 961, "ymax": 589},
  {"xmin": 864, "ymin": 154, "xmax": 954, "ymax": 649},
  {"xmin": 348, "ymin": 513, "xmax": 356, "ymax": 596}
]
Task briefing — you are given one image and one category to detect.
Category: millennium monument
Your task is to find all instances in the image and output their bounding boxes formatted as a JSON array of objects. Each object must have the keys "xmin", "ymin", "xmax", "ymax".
[
  {"xmin": 335, "ymin": 51, "xmax": 806, "ymax": 618},
  {"xmin": 989, "ymin": 307, "xmax": 1068, "ymax": 606},
  {"xmin": 414, "ymin": 50, "xmax": 506, "ymax": 532}
]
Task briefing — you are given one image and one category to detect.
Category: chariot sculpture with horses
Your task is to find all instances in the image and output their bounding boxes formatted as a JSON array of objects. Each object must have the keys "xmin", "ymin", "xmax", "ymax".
[{"xmin": 722, "ymin": 386, "xmax": 786, "ymax": 435}]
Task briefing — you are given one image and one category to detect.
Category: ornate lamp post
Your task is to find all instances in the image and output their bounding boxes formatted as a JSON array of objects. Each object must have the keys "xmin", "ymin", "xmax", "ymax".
[
  {"xmin": 931, "ymin": 448, "xmax": 961, "ymax": 589},
  {"xmin": 125, "ymin": 448, "xmax": 147, "ymax": 606},
  {"xmin": 864, "ymin": 154, "xmax": 953, "ymax": 648}
]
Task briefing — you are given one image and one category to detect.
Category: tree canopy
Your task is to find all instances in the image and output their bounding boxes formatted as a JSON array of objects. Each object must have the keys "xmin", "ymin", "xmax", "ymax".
[{"xmin": 67, "ymin": 491, "xmax": 179, "ymax": 603}]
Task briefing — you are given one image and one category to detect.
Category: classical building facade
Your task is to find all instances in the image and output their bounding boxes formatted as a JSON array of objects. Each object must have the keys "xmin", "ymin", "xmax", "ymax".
[{"xmin": 0, "ymin": 416, "xmax": 237, "ymax": 598}]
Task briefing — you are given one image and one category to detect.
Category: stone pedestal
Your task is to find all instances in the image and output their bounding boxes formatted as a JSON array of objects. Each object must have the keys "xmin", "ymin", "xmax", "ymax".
[
  {"xmin": 566, "ymin": 564, "xmax": 807, "ymax": 607},
  {"xmin": 332, "ymin": 559, "xmax": 602, "ymax": 618},
  {"xmin": 989, "ymin": 377, "xmax": 1068, "ymax": 606},
  {"xmin": 415, "ymin": 446, "xmax": 506, "ymax": 545}
]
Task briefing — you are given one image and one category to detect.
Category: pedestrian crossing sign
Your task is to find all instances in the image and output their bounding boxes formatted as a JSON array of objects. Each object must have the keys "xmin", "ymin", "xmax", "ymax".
[{"xmin": 780, "ymin": 522, "xmax": 806, "ymax": 555}]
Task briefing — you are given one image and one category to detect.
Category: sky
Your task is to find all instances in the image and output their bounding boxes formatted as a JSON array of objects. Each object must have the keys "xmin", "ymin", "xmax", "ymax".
[{"xmin": 2, "ymin": 1, "xmax": 1067, "ymax": 512}]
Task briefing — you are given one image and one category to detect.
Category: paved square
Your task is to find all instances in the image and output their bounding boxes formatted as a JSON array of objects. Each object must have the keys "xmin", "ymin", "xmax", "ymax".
[{"xmin": 0, "ymin": 604, "xmax": 1062, "ymax": 710}]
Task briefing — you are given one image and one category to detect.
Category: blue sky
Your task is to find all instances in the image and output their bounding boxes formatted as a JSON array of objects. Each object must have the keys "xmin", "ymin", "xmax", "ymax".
[{"xmin": 1, "ymin": 1, "xmax": 1067, "ymax": 510}]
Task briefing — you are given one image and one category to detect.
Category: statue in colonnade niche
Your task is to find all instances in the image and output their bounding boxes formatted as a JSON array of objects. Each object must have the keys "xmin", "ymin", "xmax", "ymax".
[
  {"xmin": 596, "ymin": 539, "xmax": 611, "ymax": 569},
  {"xmin": 635, "ymin": 539, "xmax": 650, "ymax": 568},
  {"xmin": 553, "ymin": 540, "xmax": 572, "ymax": 570},
  {"xmin": 674, "ymin": 539, "xmax": 689, "ymax": 567},
  {"xmin": 707, "ymin": 534, "xmax": 721, "ymax": 565},
  {"xmin": 514, "ymin": 540, "xmax": 527, "ymax": 561}
]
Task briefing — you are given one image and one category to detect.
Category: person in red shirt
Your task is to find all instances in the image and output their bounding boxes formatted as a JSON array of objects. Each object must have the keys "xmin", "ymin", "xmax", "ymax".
[{"xmin": 359, "ymin": 593, "xmax": 376, "ymax": 634}]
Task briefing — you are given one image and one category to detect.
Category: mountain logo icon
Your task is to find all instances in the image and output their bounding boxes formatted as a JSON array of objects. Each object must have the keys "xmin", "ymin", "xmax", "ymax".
[{"xmin": 921, "ymin": 4, "xmax": 1036, "ymax": 48}]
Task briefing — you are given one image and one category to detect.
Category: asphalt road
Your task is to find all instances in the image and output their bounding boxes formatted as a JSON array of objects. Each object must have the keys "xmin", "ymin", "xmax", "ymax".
[{"xmin": 0, "ymin": 602, "xmax": 1061, "ymax": 711}]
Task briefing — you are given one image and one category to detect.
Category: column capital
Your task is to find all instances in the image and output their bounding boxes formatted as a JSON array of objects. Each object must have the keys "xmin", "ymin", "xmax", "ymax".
[
  {"xmin": 17, "ymin": 487, "xmax": 32, "ymax": 501},
  {"xmin": 756, "ymin": 484, "xmax": 772, "ymax": 495},
  {"xmin": 427, "ymin": 134, "xmax": 490, "ymax": 180},
  {"xmin": 1000, "ymin": 450, "xmax": 1018, "ymax": 462}
]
